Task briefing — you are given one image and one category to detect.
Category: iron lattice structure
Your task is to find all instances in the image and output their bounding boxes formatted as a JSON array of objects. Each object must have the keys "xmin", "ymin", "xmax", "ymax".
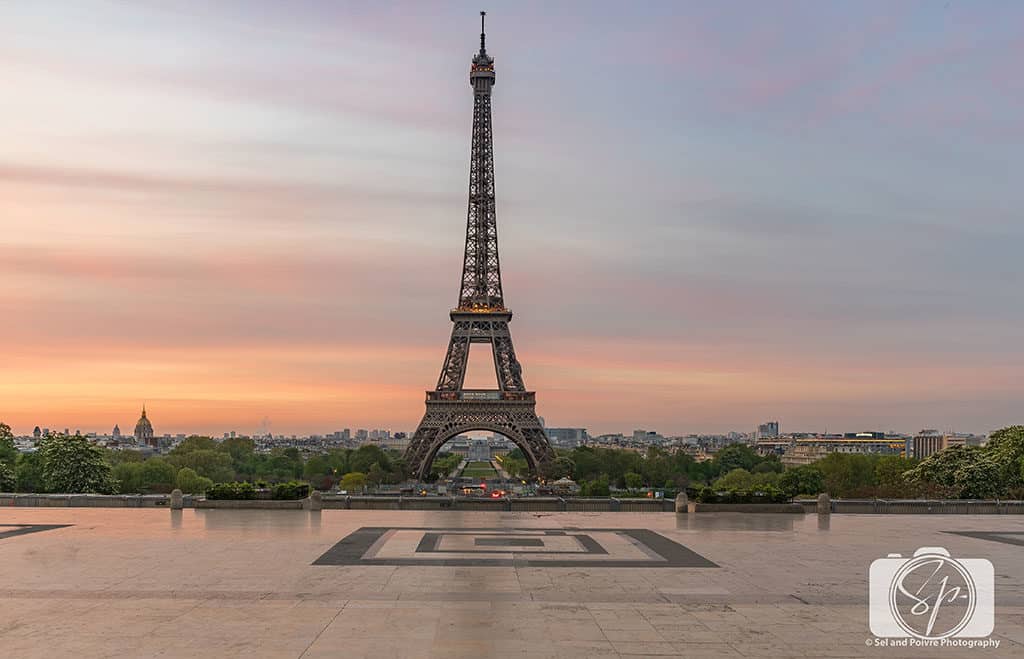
[{"xmin": 405, "ymin": 13, "xmax": 554, "ymax": 481}]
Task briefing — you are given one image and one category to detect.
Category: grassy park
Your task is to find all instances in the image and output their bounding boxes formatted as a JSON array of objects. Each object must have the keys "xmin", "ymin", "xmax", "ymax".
[{"xmin": 461, "ymin": 461, "xmax": 498, "ymax": 479}]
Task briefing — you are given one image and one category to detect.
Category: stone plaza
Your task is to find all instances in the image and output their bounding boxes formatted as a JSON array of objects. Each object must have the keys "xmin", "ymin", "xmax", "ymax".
[{"xmin": 1, "ymin": 508, "xmax": 1023, "ymax": 658}]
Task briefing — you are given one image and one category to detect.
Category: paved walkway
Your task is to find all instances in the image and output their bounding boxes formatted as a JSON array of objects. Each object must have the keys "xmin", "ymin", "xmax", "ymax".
[{"xmin": 1, "ymin": 509, "xmax": 1022, "ymax": 657}]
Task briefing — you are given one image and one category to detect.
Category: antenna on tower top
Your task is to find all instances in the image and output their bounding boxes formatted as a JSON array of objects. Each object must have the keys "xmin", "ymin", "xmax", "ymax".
[{"xmin": 479, "ymin": 10, "xmax": 487, "ymax": 54}]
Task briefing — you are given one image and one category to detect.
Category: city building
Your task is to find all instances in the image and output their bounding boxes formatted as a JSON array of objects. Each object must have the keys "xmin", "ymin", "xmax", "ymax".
[
  {"xmin": 546, "ymin": 428, "xmax": 588, "ymax": 448},
  {"xmin": 757, "ymin": 421, "xmax": 780, "ymax": 439},
  {"xmin": 780, "ymin": 435, "xmax": 906, "ymax": 467},
  {"xmin": 912, "ymin": 429, "xmax": 943, "ymax": 459},
  {"xmin": 755, "ymin": 439, "xmax": 793, "ymax": 457},
  {"xmin": 468, "ymin": 438, "xmax": 490, "ymax": 461},
  {"xmin": 133, "ymin": 405, "xmax": 155, "ymax": 448},
  {"xmin": 632, "ymin": 429, "xmax": 665, "ymax": 444},
  {"xmin": 911, "ymin": 430, "xmax": 984, "ymax": 459}
]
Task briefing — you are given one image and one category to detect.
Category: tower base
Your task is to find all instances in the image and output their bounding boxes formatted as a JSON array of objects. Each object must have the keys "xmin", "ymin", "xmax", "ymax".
[{"xmin": 405, "ymin": 392, "xmax": 553, "ymax": 481}]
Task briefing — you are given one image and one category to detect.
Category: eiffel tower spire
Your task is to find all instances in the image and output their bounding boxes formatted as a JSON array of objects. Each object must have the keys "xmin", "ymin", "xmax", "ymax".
[
  {"xmin": 405, "ymin": 14, "xmax": 553, "ymax": 481},
  {"xmin": 459, "ymin": 10, "xmax": 502, "ymax": 311}
]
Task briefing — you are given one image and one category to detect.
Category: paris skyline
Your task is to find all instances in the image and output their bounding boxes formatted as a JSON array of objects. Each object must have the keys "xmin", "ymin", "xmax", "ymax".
[{"xmin": 3, "ymin": 1, "xmax": 1022, "ymax": 437}]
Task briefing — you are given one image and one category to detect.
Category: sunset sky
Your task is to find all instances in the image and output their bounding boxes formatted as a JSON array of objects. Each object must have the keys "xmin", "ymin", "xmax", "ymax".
[{"xmin": 2, "ymin": 1, "xmax": 1022, "ymax": 437}]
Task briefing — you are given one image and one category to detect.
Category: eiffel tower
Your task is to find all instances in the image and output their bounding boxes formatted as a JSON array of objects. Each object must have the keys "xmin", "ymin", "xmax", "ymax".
[{"xmin": 405, "ymin": 12, "xmax": 554, "ymax": 481}]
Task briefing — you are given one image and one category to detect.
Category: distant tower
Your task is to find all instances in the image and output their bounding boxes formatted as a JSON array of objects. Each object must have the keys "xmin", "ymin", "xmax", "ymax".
[
  {"xmin": 33, "ymin": 426, "xmax": 41, "ymax": 439},
  {"xmin": 134, "ymin": 405, "xmax": 154, "ymax": 446},
  {"xmin": 404, "ymin": 13, "xmax": 554, "ymax": 480},
  {"xmin": 112, "ymin": 424, "xmax": 121, "ymax": 440}
]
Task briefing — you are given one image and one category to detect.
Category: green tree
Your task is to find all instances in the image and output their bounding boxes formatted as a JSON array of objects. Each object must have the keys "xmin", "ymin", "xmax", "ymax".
[
  {"xmin": 714, "ymin": 468, "xmax": 754, "ymax": 490},
  {"xmin": 303, "ymin": 455, "xmax": 330, "ymax": 480},
  {"xmin": 176, "ymin": 467, "xmax": 213, "ymax": 494},
  {"xmin": 15, "ymin": 452, "xmax": 45, "ymax": 492},
  {"xmin": 105, "ymin": 449, "xmax": 144, "ymax": 467},
  {"xmin": 954, "ymin": 455, "xmax": 1005, "ymax": 499},
  {"xmin": 624, "ymin": 471, "xmax": 643, "ymax": 490},
  {"xmin": 167, "ymin": 449, "xmax": 235, "ymax": 483},
  {"xmin": 0, "ymin": 422, "xmax": 17, "ymax": 490},
  {"xmin": 339, "ymin": 471, "xmax": 367, "ymax": 491},
  {"xmin": 387, "ymin": 456, "xmax": 410, "ymax": 484},
  {"xmin": 350, "ymin": 445, "xmax": 390, "ymax": 475},
  {"xmin": 905, "ymin": 427, "xmax": 1024, "ymax": 499},
  {"xmin": 554, "ymin": 455, "xmax": 575, "ymax": 479},
  {"xmin": 366, "ymin": 462, "xmax": 388, "ymax": 486},
  {"xmin": 39, "ymin": 433, "xmax": 116, "ymax": 494},
  {"xmin": 171, "ymin": 436, "xmax": 219, "ymax": 454},
  {"xmin": 579, "ymin": 474, "xmax": 611, "ymax": 496},
  {"xmin": 540, "ymin": 456, "xmax": 574, "ymax": 480},
  {"xmin": 218, "ymin": 437, "xmax": 256, "ymax": 464},
  {"xmin": 905, "ymin": 445, "xmax": 980, "ymax": 498},
  {"xmin": 874, "ymin": 456, "xmax": 918, "ymax": 497},
  {"xmin": 714, "ymin": 444, "xmax": 760, "ymax": 473},
  {"xmin": 139, "ymin": 458, "xmax": 177, "ymax": 493},
  {"xmin": 779, "ymin": 465, "xmax": 824, "ymax": 497},
  {"xmin": 0, "ymin": 422, "xmax": 17, "ymax": 467},
  {"xmin": 569, "ymin": 446, "xmax": 640, "ymax": 485},
  {"xmin": 753, "ymin": 456, "xmax": 784, "ymax": 474},
  {"xmin": 0, "ymin": 463, "xmax": 15, "ymax": 491},
  {"xmin": 815, "ymin": 453, "xmax": 877, "ymax": 497},
  {"xmin": 983, "ymin": 425, "xmax": 1024, "ymax": 492},
  {"xmin": 112, "ymin": 462, "xmax": 145, "ymax": 493},
  {"xmin": 303, "ymin": 455, "xmax": 335, "ymax": 490},
  {"xmin": 325, "ymin": 449, "xmax": 351, "ymax": 476},
  {"xmin": 262, "ymin": 448, "xmax": 304, "ymax": 481},
  {"xmin": 640, "ymin": 447, "xmax": 672, "ymax": 488}
]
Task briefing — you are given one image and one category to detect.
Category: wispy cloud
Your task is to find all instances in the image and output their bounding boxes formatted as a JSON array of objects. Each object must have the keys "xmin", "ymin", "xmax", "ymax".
[{"xmin": 1, "ymin": 0, "xmax": 1021, "ymax": 435}]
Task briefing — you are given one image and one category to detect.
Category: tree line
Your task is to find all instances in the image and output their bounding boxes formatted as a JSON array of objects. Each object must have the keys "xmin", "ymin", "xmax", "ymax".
[
  {"xmin": 3, "ymin": 423, "xmax": 1022, "ymax": 499},
  {"xmin": 0, "ymin": 425, "xmax": 408, "ymax": 495},
  {"xmin": 500, "ymin": 425, "xmax": 1024, "ymax": 499}
]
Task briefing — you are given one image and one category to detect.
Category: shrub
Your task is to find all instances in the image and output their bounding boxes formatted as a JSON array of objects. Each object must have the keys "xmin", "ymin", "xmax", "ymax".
[
  {"xmin": 271, "ymin": 481, "xmax": 310, "ymax": 500},
  {"xmin": 205, "ymin": 481, "xmax": 257, "ymax": 500},
  {"xmin": 752, "ymin": 484, "xmax": 789, "ymax": 503},
  {"xmin": 695, "ymin": 486, "xmax": 716, "ymax": 503},
  {"xmin": 694, "ymin": 485, "xmax": 787, "ymax": 504}
]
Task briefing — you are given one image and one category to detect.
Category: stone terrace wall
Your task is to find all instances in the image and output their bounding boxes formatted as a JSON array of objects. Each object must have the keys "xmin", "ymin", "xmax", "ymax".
[
  {"xmin": 0, "ymin": 493, "xmax": 191, "ymax": 507},
  {"xmin": 4, "ymin": 493, "xmax": 1024, "ymax": 512}
]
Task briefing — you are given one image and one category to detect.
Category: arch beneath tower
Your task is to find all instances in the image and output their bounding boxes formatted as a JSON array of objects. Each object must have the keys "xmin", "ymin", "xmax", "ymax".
[
  {"xmin": 420, "ymin": 424, "xmax": 539, "ymax": 481},
  {"xmin": 406, "ymin": 400, "xmax": 553, "ymax": 481}
]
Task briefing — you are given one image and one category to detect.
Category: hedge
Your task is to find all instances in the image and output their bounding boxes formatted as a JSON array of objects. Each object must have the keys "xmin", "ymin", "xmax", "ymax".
[
  {"xmin": 271, "ymin": 481, "xmax": 310, "ymax": 500},
  {"xmin": 205, "ymin": 481, "xmax": 257, "ymax": 500},
  {"xmin": 695, "ymin": 484, "xmax": 789, "ymax": 504}
]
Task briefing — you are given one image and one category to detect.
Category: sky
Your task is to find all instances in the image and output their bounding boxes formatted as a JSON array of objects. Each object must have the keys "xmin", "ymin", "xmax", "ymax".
[{"xmin": 2, "ymin": 1, "xmax": 1022, "ymax": 437}]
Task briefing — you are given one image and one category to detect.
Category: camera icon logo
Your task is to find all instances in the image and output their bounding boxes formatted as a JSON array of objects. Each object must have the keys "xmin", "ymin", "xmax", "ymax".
[{"xmin": 869, "ymin": 546, "xmax": 994, "ymax": 639}]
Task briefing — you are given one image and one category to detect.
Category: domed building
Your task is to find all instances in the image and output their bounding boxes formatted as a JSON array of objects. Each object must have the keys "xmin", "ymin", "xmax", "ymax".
[{"xmin": 134, "ymin": 405, "xmax": 155, "ymax": 447}]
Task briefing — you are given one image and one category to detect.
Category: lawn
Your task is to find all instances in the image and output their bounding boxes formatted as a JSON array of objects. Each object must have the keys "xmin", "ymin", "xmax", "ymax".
[{"xmin": 461, "ymin": 461, "xmax": 498, "ymax": 479}]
